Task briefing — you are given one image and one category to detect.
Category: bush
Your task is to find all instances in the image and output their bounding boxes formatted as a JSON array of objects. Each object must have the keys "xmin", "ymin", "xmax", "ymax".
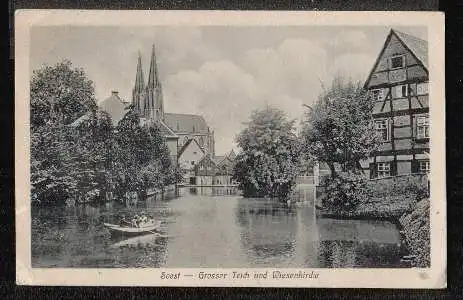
[
  {"xmin": 321, "ymin": 172, "xmax": 368, "ymax": 213},
  {"xmin": 367, "ymin": 174, "xmax": 429, "ymax": 201},
  {"xmin": 400, "ymin": 198, "xmax": 430, "ymax": 267}
]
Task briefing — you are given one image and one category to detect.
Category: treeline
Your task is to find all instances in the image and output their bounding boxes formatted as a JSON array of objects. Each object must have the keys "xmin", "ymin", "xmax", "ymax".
[
  {"xmin": 30, "ymin": 60, "xmax": 181, "ymax": 206},
  {"xmin": 232, "ymin": 77, "xmax": 381, "ymax": 203}
]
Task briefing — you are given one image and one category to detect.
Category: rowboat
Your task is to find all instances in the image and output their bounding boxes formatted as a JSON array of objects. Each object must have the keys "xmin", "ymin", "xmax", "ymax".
[{"xmin": 104, "ymin": 221, "xmax": 162, "ymax": 237}]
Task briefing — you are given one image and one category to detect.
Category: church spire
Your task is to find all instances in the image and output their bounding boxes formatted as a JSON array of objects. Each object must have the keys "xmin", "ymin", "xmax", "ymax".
[
  {"xmin": 132, "ymin": 51, "xmax": 145, "ymax": 113},
  {"xmin": 134, "ymin": 51, "xmax": 145, "ymax": 91},
  {"xmin": 147, "ymin": 44, "xmax": 160, "ymax": 89},
  {"xmin": 145, "ymin": 44, "xmax": 164, "ymax": 121}
]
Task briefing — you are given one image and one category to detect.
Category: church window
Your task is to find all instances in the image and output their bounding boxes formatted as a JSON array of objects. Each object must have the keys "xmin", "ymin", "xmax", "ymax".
[
  {"xmin": 199, "ymin": 136, "xmax": 205, "ymax": 146},
  {"xmin": 176, "ymin": 123, "xmax": 180, "ymax": 131}
]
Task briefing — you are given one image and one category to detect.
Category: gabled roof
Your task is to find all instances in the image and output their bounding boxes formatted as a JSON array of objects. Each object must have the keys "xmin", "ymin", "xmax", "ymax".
[
  {"xmin": 158, "ymin": 120, "xmax": 178, "ymax": 138},
  {"xmin": 99, "ymin": 92, "xmax": 131, "ymax": 126},
  {"xmin": 364, "ymin": 29, "xmax": 428, "ymax": 89},
  {"xmin": 212, "ymin": 155, "xmax": 225, "ymax": 165},
  {"xmin": 178, "ymin": 138, "xmax": 204, "ymax": 157},
  {"xmin": 164, "ymin": 113, "xmax": 209, "ymax": 134},
  {"xmin": 393, "ymin": 29, "xmax": 428, "ymax": 70}
]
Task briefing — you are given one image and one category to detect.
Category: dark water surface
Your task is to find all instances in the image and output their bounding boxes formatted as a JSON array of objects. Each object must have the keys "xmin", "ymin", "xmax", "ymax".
[{"xmin": 31, "ymin": 187, "xmax": 406, "ymax": 268}]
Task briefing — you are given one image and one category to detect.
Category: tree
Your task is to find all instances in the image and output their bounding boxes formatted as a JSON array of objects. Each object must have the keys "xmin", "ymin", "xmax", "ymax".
[
  {"xmin": 300, "ymin": 77, "xmax": 381, "ymax": 212},
  {"xmin": 30, "ymin": 60, "xmax": 99, "ymax": 205},
  {"xmin": 300, "ymin": 77, "xmax": 380, "ymax": 179},
  {"xmin": 112, "ymin": 111, "xmax": 178, "ymax": 199},
  {"xmin": 30, "ymin": 60, "xmax": 97, "ymax": 128},
  {"xmin": 232, "ymin": 106, "xmax": 301, "ymax": 199}
]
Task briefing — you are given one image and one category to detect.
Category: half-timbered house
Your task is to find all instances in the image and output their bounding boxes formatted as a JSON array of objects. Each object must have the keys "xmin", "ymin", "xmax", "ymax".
[{"xmin": 364, "ymin": 29, "xmax": 429, "ymax": 178}]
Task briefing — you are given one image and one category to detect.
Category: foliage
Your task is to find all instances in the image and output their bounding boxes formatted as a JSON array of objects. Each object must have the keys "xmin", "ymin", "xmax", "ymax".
[
  {"xmin": 400, "ymin": 198, "xmax": 430, "ymax": 267},
  {"xmin": 30, "ymin": 60, "xmax": 179, "ymax": 206},
  {"xmin": 366, "ymin": 174, "xmax": 429, "ymax": 201},
  {"xmin": 301, "ymin": 76, "xmax": 380, "ymax": 178},
  {"xmin": 321, "ymin": 172, "xmax": 369, "ymax": 212},
  {"xmin": 112, "ymin": 111, "xmax": 178, "ymax": 198},
  {"xmin": 232, "ymin": 106, "xmax": 301, "ymax": 199},
  {"xmin": 30, "ymin": 60, "xmax": 97, "ymax": 128}
]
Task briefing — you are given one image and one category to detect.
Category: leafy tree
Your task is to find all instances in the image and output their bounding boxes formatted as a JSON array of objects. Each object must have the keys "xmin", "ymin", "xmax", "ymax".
[
  {"xmin": 300, "ymin": 77, "xmax": 380, "ymax": 179},
  {"xmin": 30, "ymin": 60, "xmax": 98, "ymax": 128},
  {"xmin": 232, "ymin": 106, "xmax": 301, "ymax": 199},
  {"xmin": 112, "ymin": 111, "xmax": 178, "ymax": 199}
]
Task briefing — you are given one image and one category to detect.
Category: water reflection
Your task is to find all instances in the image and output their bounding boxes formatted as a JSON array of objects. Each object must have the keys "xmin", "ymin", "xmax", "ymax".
[{"xmin": 31, "ymin": 187, "xmax": 405, "ymax": 268}]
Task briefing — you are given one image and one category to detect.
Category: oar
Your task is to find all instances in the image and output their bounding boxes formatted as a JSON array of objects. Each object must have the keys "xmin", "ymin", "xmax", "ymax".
[{"xmin": 147, "ymin": 230, "xmax": 169, "ymax": 238}]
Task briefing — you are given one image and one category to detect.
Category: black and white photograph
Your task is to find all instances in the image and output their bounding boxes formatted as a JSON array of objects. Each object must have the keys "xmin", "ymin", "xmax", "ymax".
[{"xmin": 15, "ymin": 11, "xmax": 446, "ymax": 288}]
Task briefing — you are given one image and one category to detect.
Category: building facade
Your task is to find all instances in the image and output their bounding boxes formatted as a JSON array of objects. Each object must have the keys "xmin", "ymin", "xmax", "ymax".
[{"xmin": 364, "ymin": 29, "xmax": 429, "ymax": 178}]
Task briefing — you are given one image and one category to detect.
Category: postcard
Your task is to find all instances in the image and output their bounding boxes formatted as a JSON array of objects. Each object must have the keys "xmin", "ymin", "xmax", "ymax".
[{"xmin": 15, "ymin": 10, "xmax": 446, "ymax": 288}]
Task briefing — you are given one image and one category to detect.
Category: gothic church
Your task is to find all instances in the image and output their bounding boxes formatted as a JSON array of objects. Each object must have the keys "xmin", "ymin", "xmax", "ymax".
[{"xmin": 132, "ymin": 45, "xmax": 216, "ymax": 162}]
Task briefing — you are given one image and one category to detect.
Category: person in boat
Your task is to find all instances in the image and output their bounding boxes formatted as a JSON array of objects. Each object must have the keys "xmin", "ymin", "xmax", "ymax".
[
  {"xmin": 132, "ymin": 214, "xmax": 140, "ymax": 228},
  {"xmin": 119, "ymin": 215, "xmax": 130, "ymax": 227}
]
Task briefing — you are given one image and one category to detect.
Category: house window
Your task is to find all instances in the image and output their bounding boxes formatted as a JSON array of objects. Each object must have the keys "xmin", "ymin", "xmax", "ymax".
[
  {"xmin": 370, "ymin": 89, "xmax": 384, "ymax": 101},
  {"xmin": 419, "ymin": 161, "xmax": 430, "ymax": 173},
  {"xmin": 375, "ymin": 119, "xmax": 389, "ymax": 141},
  {"xmin": 416, "ymin": 115, "xmax": 430, "ymax": 139},
  {"xmin": 417, "ymin": 82, "xmax": 429, "ymax": 95},
  {"xmin": 389, "ymin": 55, "xmax": 405, "ymax": 69},
  {"xmin": 183, "ymin": 136, "xmax": 189, "ymax": 144},
  {"xmin": 377, "ymin": 162, "xmax": 391, "ymax": 178},
  {"xmin": 393, "ymin": 84, "xmax": 408, "ymax": 98},
  {"xmin": 191, "ymin": 161, "xmax": 195, "ymax": 165}
]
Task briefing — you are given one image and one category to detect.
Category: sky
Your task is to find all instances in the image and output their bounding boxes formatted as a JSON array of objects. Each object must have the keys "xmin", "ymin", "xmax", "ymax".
[{"xmin": 30, "ymin": 25, "xmax": 426, "ymax": 155}]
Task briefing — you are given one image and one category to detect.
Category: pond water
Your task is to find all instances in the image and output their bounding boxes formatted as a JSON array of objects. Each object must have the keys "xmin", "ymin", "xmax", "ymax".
[{"xmin": 31, "ymin": 187, "xmax": 407, "ymax": 268}]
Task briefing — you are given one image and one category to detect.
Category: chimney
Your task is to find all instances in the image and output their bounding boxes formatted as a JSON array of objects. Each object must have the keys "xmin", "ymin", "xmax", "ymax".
[{"xmin": 111, "ymin": 91, "xmax": 119, "ymax": 97}]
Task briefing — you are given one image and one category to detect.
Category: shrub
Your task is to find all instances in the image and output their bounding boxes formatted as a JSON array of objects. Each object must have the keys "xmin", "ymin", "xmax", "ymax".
[
  {"xmin": 321, "ymin": 172, "xmax": 368, "ymax": 213},
  {"xmin": 367, "ymin": 174, "xmax": 429, "ymax": 200},
  {"xmin": 400, "ymin": 198, "xmax": 430, "ymax": 267}
]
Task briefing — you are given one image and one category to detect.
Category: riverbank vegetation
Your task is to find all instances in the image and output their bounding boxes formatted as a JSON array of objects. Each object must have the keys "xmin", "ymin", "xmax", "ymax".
[
  {"xmin": 232, "ymin": 106, "xmax": 302, "ymax": 199},
  {"xmin": 30, "ymin": 60, "xmax": 180, "ymax": 206}
]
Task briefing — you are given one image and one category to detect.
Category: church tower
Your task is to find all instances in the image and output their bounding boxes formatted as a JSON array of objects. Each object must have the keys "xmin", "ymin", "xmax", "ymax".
[
  {"xmin": 132, "ymin": 52, "xmax": 145, "ymax": 114},
  {"xmin": 145, "ymin": 44, "xmax": 165, "ymax": 121}
]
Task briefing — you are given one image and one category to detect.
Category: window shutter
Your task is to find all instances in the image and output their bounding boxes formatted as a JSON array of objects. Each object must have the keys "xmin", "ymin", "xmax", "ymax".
[
  {"xmin": 391, "ymin": 161, "xmax": 397, "ymax": 176},
  {"xmin": 369, "ymin": 163, "xmax": 376, "ymax": 179},
  {"xmin": 411, "ymin": 159, "xmax": 419, "ymax": 173}
]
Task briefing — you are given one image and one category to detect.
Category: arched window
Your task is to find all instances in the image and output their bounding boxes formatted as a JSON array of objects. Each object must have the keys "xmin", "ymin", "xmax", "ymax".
[{"xmin": 199, "ymin": 136, "xmax": 205, "ymax": 146}]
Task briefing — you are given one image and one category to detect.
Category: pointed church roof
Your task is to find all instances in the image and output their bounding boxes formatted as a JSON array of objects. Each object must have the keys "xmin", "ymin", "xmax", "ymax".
[
  {"xmin": 164, "ymin": 113, "xmax": 209, "ymax": 134},
  {"xmin": 99, "ymin": 91, "xmax": 130, "ymax": 126},
  {"xmin": 147, "ymin": 44, "xmax": 160, "ymax": 89},
  {"xmin": 134, "ymin": 52, "xmax": 145, "ymax": 91}
]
